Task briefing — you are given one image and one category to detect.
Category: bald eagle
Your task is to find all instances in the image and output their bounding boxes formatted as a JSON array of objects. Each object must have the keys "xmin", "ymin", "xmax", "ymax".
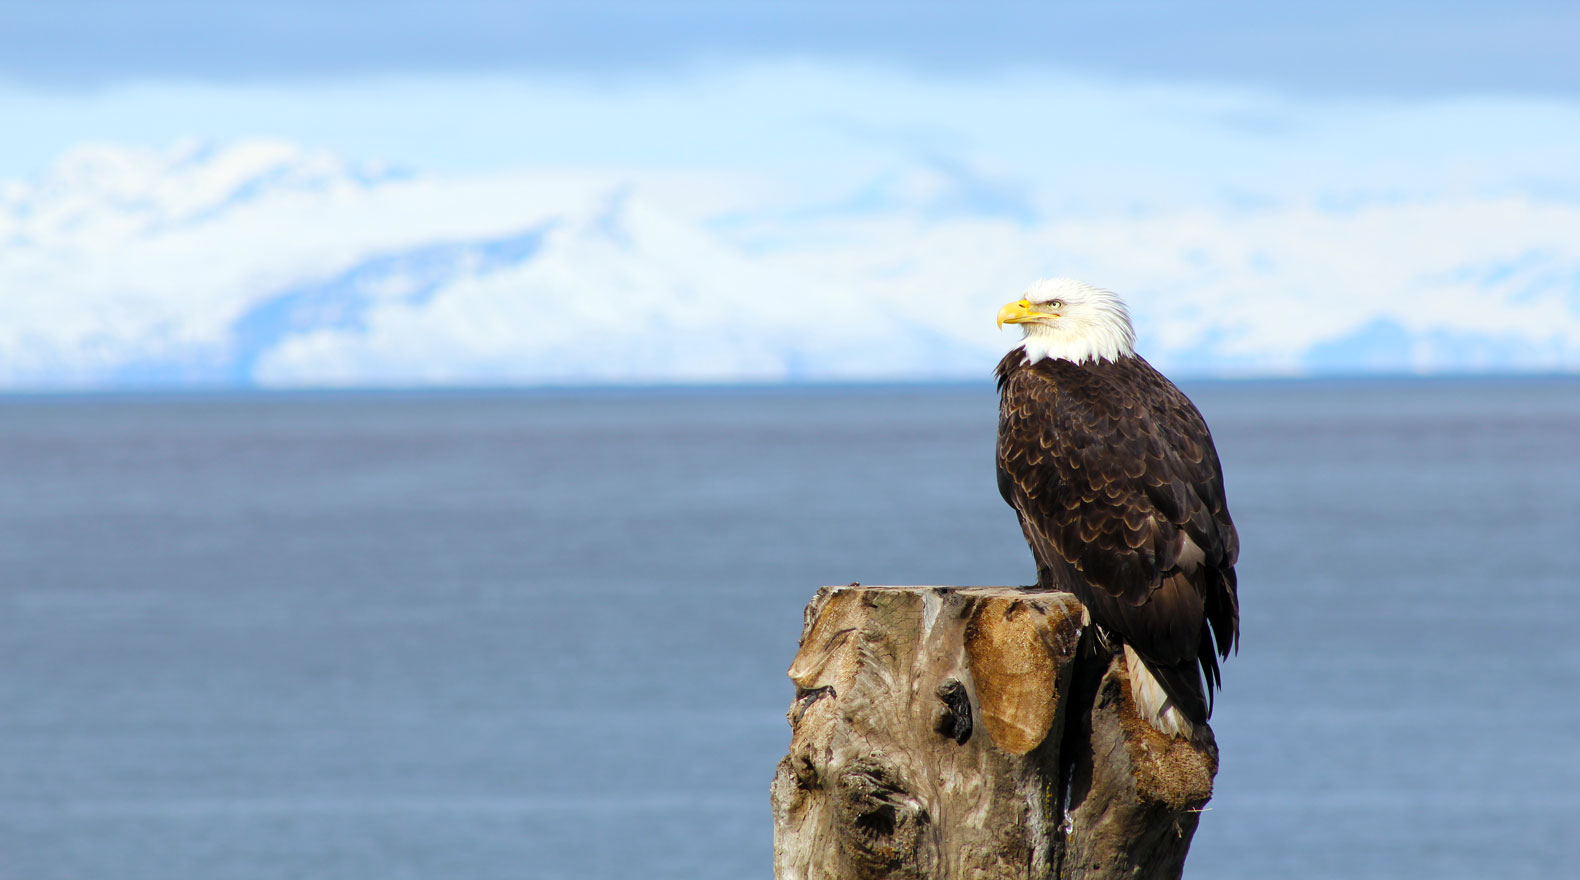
[{"xmin": 995, "ymin": 279, "xmax": 1239, "ymax": 736}]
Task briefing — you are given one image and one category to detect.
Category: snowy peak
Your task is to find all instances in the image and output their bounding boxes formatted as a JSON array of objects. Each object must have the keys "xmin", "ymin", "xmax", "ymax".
[
  {"xmin": 1, "ymin": 140, "xmax": 404, "ymax": 248},
  {"xmin": 2, "ymin": 138, "xmax": 1579, "ymax": 388}
]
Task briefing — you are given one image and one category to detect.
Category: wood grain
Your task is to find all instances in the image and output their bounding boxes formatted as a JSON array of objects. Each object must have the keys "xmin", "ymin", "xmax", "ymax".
[{"xmin": 772, "ymin": 585, "xmax": 1217, "ymax": 880}]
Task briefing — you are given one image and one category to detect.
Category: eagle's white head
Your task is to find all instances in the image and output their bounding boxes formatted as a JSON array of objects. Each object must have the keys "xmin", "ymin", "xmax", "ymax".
[{"xmin": 997, "ymin": 278, "xmax": 1136, "ymax": 365}]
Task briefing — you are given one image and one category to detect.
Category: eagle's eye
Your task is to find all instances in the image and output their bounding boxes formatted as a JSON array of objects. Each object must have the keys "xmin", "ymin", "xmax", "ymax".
[{"xmin": 1048, "ymin": 300, "xmax": 1064, "ymax": 309}]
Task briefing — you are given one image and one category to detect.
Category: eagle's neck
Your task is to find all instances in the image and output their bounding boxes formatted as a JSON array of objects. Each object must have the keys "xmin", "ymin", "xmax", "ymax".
[{"xmin": 1017, "ymin": 322, "xmax": 1135, "ymax": 366}]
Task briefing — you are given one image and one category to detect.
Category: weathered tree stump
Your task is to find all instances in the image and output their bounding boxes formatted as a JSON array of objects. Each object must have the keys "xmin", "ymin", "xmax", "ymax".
[{"xmin": 771, "ymin": 585, "xmax": 1217, "ymax": 880}]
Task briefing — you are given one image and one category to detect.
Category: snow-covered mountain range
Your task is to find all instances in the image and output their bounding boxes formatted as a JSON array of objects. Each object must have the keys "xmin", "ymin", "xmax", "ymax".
[{"xmin": 3, "ymin": 138, "xmax": 1579, "ymax": 388}]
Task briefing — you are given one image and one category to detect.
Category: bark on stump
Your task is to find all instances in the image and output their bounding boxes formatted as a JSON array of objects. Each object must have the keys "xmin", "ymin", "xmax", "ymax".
[{"xmin": 771, "ymin": 585, "xmax": 1217, "ymax": 880}]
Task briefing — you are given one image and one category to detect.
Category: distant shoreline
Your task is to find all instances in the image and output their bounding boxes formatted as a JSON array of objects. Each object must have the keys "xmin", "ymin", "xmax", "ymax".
[{"xmin": 3, "ymin": 371, "xmax": 1580, "ymax": 402}]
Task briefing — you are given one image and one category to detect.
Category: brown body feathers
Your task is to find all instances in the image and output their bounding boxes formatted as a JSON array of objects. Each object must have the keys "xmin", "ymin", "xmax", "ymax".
[{"xmin": 995, "ymin": 348, "xmax": 1240, "ymax": 724}]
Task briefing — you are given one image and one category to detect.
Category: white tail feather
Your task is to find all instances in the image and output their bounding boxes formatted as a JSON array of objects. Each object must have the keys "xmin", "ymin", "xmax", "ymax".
[{"xmin": 1123, "ymin": 645, "xmax": 1192, "ymax": 738}]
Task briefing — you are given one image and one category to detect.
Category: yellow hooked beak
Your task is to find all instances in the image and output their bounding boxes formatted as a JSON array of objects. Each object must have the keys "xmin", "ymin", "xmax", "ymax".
[{"xmin": 997, "ymin": 299, "xmax": 1058, "ymax": 329}]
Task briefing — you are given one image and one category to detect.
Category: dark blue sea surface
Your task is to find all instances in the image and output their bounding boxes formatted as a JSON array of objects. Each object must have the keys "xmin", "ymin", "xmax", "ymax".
[{"xmin": 2, "ymin": 379, "xmax": 1577, "ymax": 879}]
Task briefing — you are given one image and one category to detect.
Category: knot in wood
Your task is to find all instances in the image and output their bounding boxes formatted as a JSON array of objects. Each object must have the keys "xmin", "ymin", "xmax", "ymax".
[
  {"xmin": 932, "ymin": 679, "xmax": 973, "ymax": 745},
  {"xmin": 835, "ymin": 759, "xmax": 931, "ymax": 880}
]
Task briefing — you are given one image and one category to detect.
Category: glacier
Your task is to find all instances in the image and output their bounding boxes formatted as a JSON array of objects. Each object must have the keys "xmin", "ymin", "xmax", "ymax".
[{"xmin": 2, "ymin": 134, "xmax": 1579, "ymax": 389}]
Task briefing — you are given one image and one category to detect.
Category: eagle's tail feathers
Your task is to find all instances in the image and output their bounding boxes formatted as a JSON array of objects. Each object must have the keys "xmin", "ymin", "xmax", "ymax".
[{"xmin": 1123, "ymin": 645, "xmax": 1207, "ymax": 738}]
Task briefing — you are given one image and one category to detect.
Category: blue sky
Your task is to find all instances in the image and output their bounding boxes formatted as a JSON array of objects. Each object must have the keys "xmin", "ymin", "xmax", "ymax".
[
  {"xmin": 5, "ymin": 1, "xmax": 1576, "ymax": 182},
  {"xmin": 2, "ymin": 2, "xmax": 1579, "ymax": 386},
  {"xmin": 4, "ymin": 1, "xmax": 1577, "ymax": 96}
]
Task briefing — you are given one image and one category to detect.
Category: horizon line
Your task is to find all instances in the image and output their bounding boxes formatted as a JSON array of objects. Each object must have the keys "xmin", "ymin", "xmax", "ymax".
[{"xmin": 4, "ymin": 370, "xmax": 1579, "ymax": 400}]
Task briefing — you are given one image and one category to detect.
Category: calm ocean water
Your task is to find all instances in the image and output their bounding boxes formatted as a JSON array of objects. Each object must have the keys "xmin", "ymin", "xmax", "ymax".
[{"xmin": 2, "ymin": 379, "xmax": 1577, "ymax": 879}]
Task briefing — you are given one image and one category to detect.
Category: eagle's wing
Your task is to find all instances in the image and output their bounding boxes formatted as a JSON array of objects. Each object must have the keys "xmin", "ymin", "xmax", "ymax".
[{"xmin": 996, "ymin": 355, "xmax": 1239, "ymax": 688}]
